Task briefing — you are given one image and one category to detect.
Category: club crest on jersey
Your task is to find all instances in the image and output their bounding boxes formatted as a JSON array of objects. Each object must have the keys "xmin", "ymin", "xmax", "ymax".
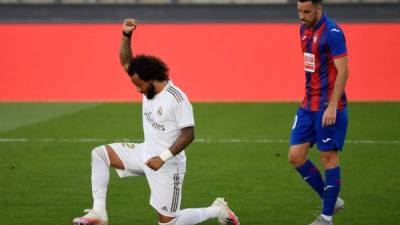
[
  {"xmin": 157, "ymin": 106, "xmax": 163, "ymax": 116},
  {"xmin": 313, "ymin": 34, "xmax": 318, "ymax": 43}
]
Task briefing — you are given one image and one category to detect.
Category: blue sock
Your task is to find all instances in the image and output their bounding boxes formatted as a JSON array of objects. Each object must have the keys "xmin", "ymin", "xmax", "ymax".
[
  {"xmin": 322, "ymin": 167, "xmax": 341, "ymax": 216},
  {"xmin": 296, "ymin": 160, "xmax": 325, "ymax": 198}
]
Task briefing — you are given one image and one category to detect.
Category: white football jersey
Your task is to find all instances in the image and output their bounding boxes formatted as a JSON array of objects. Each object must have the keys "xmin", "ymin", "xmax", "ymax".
[{"xmin": 141, "ymin": 80, "xmax": 195, "ymax": 167}]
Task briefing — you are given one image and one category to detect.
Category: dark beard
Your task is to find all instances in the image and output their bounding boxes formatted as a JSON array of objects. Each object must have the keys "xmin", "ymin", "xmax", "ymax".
[{"xmin": 145, "ymin": 83, "xmax": 156, "ymax": 99}]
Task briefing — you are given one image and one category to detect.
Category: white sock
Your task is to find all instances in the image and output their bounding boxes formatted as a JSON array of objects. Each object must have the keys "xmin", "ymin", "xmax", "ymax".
[
  {"xmin": 321, "ymin": 214, "xmax": 332, "ymax": 221},
  {"xmin": 91, "ymin": 146, "xmax": 110, "ymax": 215},
  {"xmin": 175, "ymin": 206, "xmax": 220, "ymax": 225}
]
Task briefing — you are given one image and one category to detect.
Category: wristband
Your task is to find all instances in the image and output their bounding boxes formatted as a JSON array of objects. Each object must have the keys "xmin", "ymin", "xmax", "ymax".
[
  {"xmin": 123, "ymin": 31, "xmax": 132, "ymax": 38},
  {"xmin": 159, "ymin": 150, "xmax": 174, "ymax": 162}
]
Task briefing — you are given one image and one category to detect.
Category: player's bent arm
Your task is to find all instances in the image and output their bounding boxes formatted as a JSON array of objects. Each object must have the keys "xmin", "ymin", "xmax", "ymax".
[
  {"xmin": 170, "ymin": 126, "xmax": 195, "ymax": 156},
  {"xmin": 328, "ymin": 56, "xmax": 349, "ymax": 108},
  {"xmin": 119, "ymin": 35, "xmax": 133, "ymax": 73},
  {"xmin": 159, "ymin": 126, "xmax": 195, "ymax": 162},
  {"xmin": 119, "ymin": 18, "xmax": 137, "ymax": 73}
]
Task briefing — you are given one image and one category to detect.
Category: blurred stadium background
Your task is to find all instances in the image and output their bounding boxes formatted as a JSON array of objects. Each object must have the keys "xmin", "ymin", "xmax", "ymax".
[{"xmin": 0, "ymin": 1, "xmax": 399, "ymax": 225}]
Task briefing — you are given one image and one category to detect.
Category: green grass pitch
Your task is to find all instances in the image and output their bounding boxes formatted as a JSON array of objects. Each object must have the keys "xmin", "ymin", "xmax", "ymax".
[{"xmin": 0, "ymin": 102, "xmax": 399, "ymax": 225}]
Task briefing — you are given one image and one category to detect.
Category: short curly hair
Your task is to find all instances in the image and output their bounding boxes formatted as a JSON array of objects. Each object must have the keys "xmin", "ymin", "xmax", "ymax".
[{"xmin": 127, "ymin": 54, "xmax": 169, "ymax": 81}]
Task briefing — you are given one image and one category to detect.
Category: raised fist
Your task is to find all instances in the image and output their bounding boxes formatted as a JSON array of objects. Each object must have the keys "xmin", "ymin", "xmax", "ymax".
[{"xmin": 123, "ymin": 18, "xmax": 137, "ymax": 34}]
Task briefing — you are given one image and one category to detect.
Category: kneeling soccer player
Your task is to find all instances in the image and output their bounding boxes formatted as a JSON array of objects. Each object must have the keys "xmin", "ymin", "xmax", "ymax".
[{"xmin": 72, "ymin": 18, "xmax": 239, "ymax": 225}]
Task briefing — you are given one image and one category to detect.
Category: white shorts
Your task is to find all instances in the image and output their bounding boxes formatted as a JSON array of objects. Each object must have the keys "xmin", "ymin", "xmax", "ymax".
[{"xmin": 106, "ymin": 142, "xmax": 185, "ymax": 217}]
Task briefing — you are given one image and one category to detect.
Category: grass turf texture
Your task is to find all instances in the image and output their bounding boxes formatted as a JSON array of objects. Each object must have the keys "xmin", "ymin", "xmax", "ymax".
[{"xmin": 0, "ymin": 102, "xmax": 399, "ymax": 225}]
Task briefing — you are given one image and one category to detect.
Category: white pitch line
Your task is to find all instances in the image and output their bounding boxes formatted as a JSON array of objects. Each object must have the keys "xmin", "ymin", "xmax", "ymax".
[{"xmin": 0, "ymin": 138, "xmax": 399, "ymax": 145}]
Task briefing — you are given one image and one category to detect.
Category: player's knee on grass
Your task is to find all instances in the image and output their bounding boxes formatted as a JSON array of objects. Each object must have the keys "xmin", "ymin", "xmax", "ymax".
[{"xmin": 92, "ymin": 146, "xmax": 110, "ymax": 166}]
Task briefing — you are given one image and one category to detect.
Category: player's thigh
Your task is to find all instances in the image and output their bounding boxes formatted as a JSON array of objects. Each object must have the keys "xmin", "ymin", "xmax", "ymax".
[
  {"xmin": 107, "ymin": 142, "xmax": 145, "ymax": 177},
  {"xmin": 290, "ymin": 107, "xmax": 316, "ymax": 146},
  {"xmin": 105, "ymin": 145, "xmax": 124, "ymax": 169},
  {"xmin": 146, "ymin": 169, "xmax": 185, "ymax": 218},
  {"xmin": 316, "ymin": 108, "xmax": 348, "ymax": 151}
]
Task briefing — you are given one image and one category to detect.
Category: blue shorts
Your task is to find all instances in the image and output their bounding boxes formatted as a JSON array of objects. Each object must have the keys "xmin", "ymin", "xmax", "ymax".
[{"xmin": 290, "ymin": 107, "xmax": 348, "ymax": 151}]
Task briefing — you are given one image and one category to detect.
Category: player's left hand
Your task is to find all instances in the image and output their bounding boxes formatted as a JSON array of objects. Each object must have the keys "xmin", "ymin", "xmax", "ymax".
[
  {"xmin": 146, "ymin": 156, "xmax": 165, "ymax": 171},
  {"xmin": 322, "ymin": 105, "xmax": 337, "ymax": 127}
]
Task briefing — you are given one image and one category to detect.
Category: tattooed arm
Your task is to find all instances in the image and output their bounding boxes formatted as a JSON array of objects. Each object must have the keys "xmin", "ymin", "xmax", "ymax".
[
  {"xmin": 146, "ymin": 126, "xmax": 195, "ymax": 171},
  {"xmin": 169, "ymin": 126, "xmax": 195, "ymax": 156},
  {"xmin": 119, "ymin": 18, "xmax": 137, "ymax": 73}
]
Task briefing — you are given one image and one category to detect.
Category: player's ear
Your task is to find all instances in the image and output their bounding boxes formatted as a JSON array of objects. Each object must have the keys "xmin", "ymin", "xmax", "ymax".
[{"xmin": 316, "ymin": 4, "xmax": 323, "ymax": 16}]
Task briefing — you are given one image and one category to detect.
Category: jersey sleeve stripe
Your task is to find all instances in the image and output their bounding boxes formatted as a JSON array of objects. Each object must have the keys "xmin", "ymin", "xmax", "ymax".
[
  {"xmin": 168, "ymin": 86, "xmax": 184, "ymax": 100},
  {"xmin": 333, "ymin": 53, "xmax": 348, "ymax": 59},
  {"xmin": 167, "ymin": 87, "xmax": 184, "ymax": 103},
  {"xmin": 167, "ymin": 89, "xmax": 182, "ymax": 103}
]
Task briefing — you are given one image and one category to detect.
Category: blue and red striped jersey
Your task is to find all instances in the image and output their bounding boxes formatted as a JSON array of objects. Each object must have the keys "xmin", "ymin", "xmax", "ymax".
[{"xmin": 300, "ymin": 14, "xmax": 348, "ymax": 111}]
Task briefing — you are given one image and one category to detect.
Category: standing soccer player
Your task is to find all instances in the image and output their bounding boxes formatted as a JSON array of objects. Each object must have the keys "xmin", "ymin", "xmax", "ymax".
[
  {"xmin": 72, "ymin": 18, "xmax": 239, "ymax": 225},
  {"xmin": 288, "ymin": 0, "xmax": 349, "ymax": 225}
]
